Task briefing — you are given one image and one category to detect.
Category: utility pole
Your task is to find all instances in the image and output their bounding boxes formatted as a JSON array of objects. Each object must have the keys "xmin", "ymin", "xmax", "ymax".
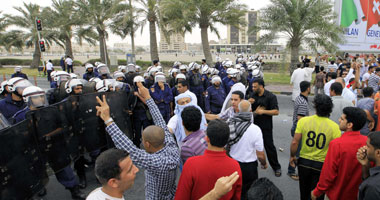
[{"xmin": 35, "ymin": 18, "xmax": 46, "ymax": 72}]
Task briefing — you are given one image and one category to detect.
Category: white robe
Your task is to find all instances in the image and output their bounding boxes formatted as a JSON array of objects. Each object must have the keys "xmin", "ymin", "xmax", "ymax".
[{"xmin": 290, "ymin": 68, "xmax": 307, "ymax": 101}]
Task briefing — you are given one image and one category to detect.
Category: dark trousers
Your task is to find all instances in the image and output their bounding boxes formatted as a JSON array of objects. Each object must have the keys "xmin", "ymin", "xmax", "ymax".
[
  {"xmin": 238, "ymin": 161, "xmax": 258, "ymax": 200},
  {"xmin": 55, "ymin": 166, "xmax": 78, "ymax": 188},
  {"xmin": 288, "ymin": 124, "xmax": 302, "ymax": 174},
  {"xmin": 133, "ymin": 114, "xmax": 152, "ymax": 147},
  {"xmin": 47, "ymin": 70, "xmax": 52, "ymax": 82},
  {"xmin": 67, "ymin": 65, "xmax": 74, "ymax": 73},
  {"xmin": 298, "ymin": 158, "xmax": 324, "ymax": 200},
  {"xmin": 262, "ymin": 129, "xmax": 281, "ymax": 170}
]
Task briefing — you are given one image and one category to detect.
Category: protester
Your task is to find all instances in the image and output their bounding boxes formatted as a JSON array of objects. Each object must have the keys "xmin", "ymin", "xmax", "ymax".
[
  {"xmin": 329, "ymin": 82, "xmax": 353, "ymax": 124},
  {"xmin": 313, "ymin": 66, "xmax": 325, "ymax": 95},
  {"xmin": 95, "ymin": 83, "xmax": 180, "ymax": 199},
  {"xmin": 290, "ymin": 64, "xmax": 306, "ymax": 101},
  {"xmin": 290, "ymin": 94, "xmax": 341, "ymax": 200},
  {"xmin": 228, "ymin": 100, "xmax": 267, "ymax": 199},
  {"xmin": 357, "ymin": 87, "xmax": 376, "ymax": 135},
  {"xmin": 86, "ymin": 149, "xmax": 139, "ymax": 200},
  {"xmin": 311, "ymin": 107, "xmax": 367, "ymax": 200},
  {"xmin": 180, "ymin": 106, "xmax": 207, "ymax": 164},
  {"xmin": 247, "ymin": 78, "xmax": 282, "ymax": 177},
  {"xmin": 175, "ymin": 119, "xmax": 242, "ymax": 200},
  {"xmin": 288, "ymin": 81, "xmax": 311, "ymax": 180},
  {"xmin": 357, "ymin": 132, "xmax": 380, "ymax": 200}
]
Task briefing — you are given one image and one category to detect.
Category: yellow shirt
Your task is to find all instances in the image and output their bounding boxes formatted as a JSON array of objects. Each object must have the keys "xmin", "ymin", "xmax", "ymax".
[{"xmin": 295, "ymin": 115, "xmax": 341, "ymax": 162}]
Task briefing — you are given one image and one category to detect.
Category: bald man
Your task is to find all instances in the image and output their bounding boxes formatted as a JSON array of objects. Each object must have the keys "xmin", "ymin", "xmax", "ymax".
[
  {"xmin": 227, "ymin": 100, "xmax": 267, "ymax": 199},
  {"xmin": 335, "ymin": 77, "xmax": 357, "ymax": 106},
  {"xmin": 96, "ymin": 82, "xmax": 180, "ymax": 199}
]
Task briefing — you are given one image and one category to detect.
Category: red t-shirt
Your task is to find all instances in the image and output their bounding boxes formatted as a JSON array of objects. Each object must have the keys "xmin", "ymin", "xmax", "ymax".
[
  {"xmin": 175, "ymin": 149, "xmax": 242, "ymax": 200},
  {"xmin": 313, "ymin": 131, "xmax": 367, "ymax": 200}
]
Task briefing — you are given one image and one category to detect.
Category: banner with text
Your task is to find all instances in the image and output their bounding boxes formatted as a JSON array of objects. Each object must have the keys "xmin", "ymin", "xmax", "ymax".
[{"xmin": 337, "ymin": 0, "xmax": 380, "ymax": 52}]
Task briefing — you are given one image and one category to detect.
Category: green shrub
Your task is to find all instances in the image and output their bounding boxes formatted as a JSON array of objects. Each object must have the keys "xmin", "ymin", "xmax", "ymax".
[{"xmin": 0, "ymin": 58, "xmax": 82, "ymax": 66}]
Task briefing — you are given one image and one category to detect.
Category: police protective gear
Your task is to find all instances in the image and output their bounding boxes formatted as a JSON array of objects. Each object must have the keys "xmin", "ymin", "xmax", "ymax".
[{"xmin": 22, "ymin": 86, "xmax": 48, "ymax": 108}]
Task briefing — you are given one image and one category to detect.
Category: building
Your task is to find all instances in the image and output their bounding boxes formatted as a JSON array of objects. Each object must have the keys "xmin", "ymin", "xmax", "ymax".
[
  {"xmin": 113, "ymin": 43, "xmax": 132, "ymax": 52},
  {"xmin": 227, "ymin": 9, "xmax": 260, "ymax": 44},
  {"xmin": 159, "ymin": 30, "xmax": 186, "ymax": 53},
  {"xmin": 209, "ymin": 43, "xmax": 284, "ymax": 54}
]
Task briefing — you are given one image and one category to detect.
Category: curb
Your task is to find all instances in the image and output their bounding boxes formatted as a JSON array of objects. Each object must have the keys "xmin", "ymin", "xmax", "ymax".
[{"xmin": 272, "ymin": 91, "xmax": 292, "ymax": 95}]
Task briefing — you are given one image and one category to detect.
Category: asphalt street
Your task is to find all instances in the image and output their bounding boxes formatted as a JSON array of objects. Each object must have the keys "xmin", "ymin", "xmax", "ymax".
[{"xmin": 29, "ymin": 94, "xmax": 313, "ymax": 200}]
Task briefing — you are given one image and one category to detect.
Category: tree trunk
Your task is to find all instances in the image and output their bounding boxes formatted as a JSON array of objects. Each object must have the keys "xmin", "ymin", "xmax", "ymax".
[
  {"xmin": 149, "ymin": 20, "xmax": 159, "ymax": 62},
  {"xmin": 200, "ymin": 26, "xmax": 213, "ymax": 67},
  {"xmin": 64, "ymin": 36, "xmax": 74, "ymax": 59},
  {"xmin": 31, "ymin": 40, "xmax": 41, "ymax": 68},
  {"xmin": 289, "ymin": 44, "xmax": 300, "ymax": 75},
  {"xmin": 129, "ymin": 0, "xmax": 135, "ymax": 56},
  {"xmin": 98, "ymin": 29, "xmax": 110, "ymax": 64}
]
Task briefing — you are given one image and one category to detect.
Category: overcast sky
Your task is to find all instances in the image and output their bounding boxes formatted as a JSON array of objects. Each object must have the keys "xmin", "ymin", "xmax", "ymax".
[{"xmin": 1, "ymin": 0, "xmax": 271, "ymax": 46}]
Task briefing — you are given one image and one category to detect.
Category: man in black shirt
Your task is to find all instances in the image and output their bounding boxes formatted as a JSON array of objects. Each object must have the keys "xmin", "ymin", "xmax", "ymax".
[
  {"xmin": 357, "ymin": 132, "xmax": 380, "ymax": 200},
  {"xmin": 247, "ymin": 78, "xmax": 282, "ymax": 177}
]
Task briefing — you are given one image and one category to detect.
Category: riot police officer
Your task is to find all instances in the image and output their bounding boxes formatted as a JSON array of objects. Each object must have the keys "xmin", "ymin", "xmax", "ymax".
[
  {"xmin": 188, "ymin": 62, "xmax": 204, "ymax": 110},
  {"xmin": 131, "ymin": 76, "xmax": 153, "ymax": 147},
  {"xmin": 168, "ymin": 68, "xmax": 179, "ymax": 88},
  {"xmin": 83, "ymin": 63, "xmax": 98, "ymax": 81},
  {"xmin": 97, "ymin": 64, "xmax": 112, "ymax": 80},
  {"xmin": 0, "ymin": 77, "xmax": 31, "ymax": 121},
  {"xmin": 150, "ymin": 72, "xmax": 173, "ymax": 123},
  {"xmin": 145, "ymin": 67, "xmax": 158, "ymax": 89},
  {"xmin": 12, "ymin": 86, "xmax": 86, "ymax": 199},
  {"xmin": 205, "ymin": 75, "xmax": 226, "ymax": 114},
  {"xmin": 125, "ymin": 63, "xmax": 138, "ymax": 86},
  {"xmin": 11, "ymin": 66, "xmax": 28, "ymax": 79},
  {"xmin": 0, "ymin": 80, "xmax": 9, "ymax": 99}
]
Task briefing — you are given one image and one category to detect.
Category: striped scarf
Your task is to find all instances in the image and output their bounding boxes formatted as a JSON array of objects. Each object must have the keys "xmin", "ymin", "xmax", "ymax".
[{"xmin": 226, "ymin": 112, "xmax": 252, "ymax": 150}]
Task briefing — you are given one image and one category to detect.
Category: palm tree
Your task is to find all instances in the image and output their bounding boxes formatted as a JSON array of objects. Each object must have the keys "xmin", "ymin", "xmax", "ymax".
[
  {"xmin": 136, "ymin": 0, "xmax": 162, "ymax": 62},
  {"xmin": 43, "ymin": 0, "xmax": 97, "ymax": 59},
  {"xmin": 110, "ymin": 0, "xmax": 143, "ymax": 56},
  {"xmin": 5, "ymin": 3, "xmax": 55, "ymax": 68},
  {"xmin": 252, "ymin": 0, "xmax": 343, "ymax": 73},
  {"xmin": 160, "ymin": 0, "xmax": 247, "ymax": 66},
  {"xmin": 75, "ymin": 0, "xmax": 126, "ymax": 64}
]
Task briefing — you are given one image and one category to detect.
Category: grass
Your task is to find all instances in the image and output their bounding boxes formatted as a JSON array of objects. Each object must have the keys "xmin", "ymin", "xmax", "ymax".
[{"xmin": 264, "ymin": 73, "xmax": 291, "ymax": 85}]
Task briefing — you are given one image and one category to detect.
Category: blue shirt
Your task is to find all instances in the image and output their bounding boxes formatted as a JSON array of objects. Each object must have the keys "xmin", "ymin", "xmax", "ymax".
[
  {"xmin": 205, "ymin": 85, "xmax": 226, "ymax": 114},
  {"xmin": 0, "ymin": 95, "xmax": 26, "ymax": 121},
  {"xmin": 11, "ymin": 107, "xmax": 30, "ymax": 124}
]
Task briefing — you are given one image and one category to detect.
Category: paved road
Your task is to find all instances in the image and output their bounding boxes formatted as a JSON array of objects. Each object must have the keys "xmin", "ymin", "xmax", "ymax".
[{"xmin": 33, "ymin": 94, "xmax": 311, "ymax": 200}]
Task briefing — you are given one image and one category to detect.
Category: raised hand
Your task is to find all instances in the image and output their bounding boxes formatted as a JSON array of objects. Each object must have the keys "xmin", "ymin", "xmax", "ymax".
[{"xmin": 96, "ymin": 95, "xmax": 111, "ymax": 122}]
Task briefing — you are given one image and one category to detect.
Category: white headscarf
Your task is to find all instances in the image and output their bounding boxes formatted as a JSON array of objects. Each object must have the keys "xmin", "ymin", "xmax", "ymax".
[{"xmin": 221, "ymin": 82, "xmax": 246, "ymax": 113}]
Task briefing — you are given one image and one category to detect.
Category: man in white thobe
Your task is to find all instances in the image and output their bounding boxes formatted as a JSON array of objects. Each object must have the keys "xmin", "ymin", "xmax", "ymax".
[{"xmin": 290, "ymin": 64, "xmax": 307, "ymax": 101}]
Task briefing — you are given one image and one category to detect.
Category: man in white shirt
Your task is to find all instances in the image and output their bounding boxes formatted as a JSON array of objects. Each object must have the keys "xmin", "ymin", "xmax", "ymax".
[
  {"xmin": 336, "ymin": 77, "xmax": 357, "ymax": 106},
  {"xmin": 228, "ymin": 100, "xmax": 267, "ymax": 199},
  {"xmin": 324, "ymin": 72, "xmax": 337, "ymax": 96},
  {"xmin": 46, "ymin": 60, "xmax": 54, "ymax": 82},
  {"xmin": 329, "ymin": 82, "xmax": 353, "ymax": 124},
  {"xmin": 363, "ymin": 66, "xmax": 374, "ymax": 87},
  {"xmin": 86, "ymin": 149, "xmax": 139, "ymax": 200},
  {"xmin": 327, "ymin": 61, "xmax": 338, "ymax": 72},
  {"xmin": 65, "ymin": 56, "xmax": 74, "ymax": 73},
  {"xmin": 290, "ymin": 64, "xmax": 307, "ymax": 101}
]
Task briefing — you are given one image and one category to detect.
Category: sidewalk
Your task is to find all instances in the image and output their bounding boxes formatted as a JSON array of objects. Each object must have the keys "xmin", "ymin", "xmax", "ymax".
[{"xmin": 266, "ymin": 84, "xmax": 292, "ymax": 95}]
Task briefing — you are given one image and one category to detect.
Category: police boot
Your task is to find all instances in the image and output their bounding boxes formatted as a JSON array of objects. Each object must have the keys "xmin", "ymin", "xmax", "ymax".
[
  {"xmin": 78, "ymin": 174, "xmax": 87, "ymax": 189},
  {"xmin": 68, "ymin": 185, "xmax": 86, "ymax": 200}
]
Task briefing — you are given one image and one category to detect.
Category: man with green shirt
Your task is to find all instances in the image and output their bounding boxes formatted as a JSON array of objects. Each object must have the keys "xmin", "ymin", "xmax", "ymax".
[{"xmin": 289, "ymin": 94, "xmax": 341, "ymax": 200}]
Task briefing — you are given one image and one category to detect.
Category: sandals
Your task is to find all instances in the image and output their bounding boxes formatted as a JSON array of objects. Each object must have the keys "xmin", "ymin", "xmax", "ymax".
[
  {"xmin": 274, "ymin": 169, "xmax": 282, "ymax": 177},
  {"xmin": 287, "ymin": 172, "xmax": 299, "ymax": 180}
]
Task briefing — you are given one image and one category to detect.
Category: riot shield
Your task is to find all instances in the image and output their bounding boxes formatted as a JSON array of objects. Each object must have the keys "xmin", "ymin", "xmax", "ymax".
[
  {"xmin": 76, "ymin": 92, "xmax": 107, "ymax": 151},
  {"xmin": 106, "ymin": 91, "xmax": 133, "ymax": 140},
  {"xmin": 53, "ymin": 99, "xmax": 81, "ymax": 159},
  {"xmin": 0, "ymin": 113, "xmax": 10, "ymax": 130},
  {"xmin": 27, "ymin": 106, "xmax": 72, "ymax": 172},
  {"xmin": 83, "ymin": 81, "xmax": 96, "ymax": 94},
  {"xmin": 0, "ymin": 119, "xmax": 47, "ymax": 200}
]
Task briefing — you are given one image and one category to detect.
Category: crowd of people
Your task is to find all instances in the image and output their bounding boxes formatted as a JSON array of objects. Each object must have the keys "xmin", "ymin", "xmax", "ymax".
[{"xmin": 1, "ymin": 53, "xmax": 380, "ymax": 200}]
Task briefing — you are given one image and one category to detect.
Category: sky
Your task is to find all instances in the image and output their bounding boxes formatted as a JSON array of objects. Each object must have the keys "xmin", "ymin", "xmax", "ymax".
[{"xmin": 1, "ymin": 0, "xmax": 271, "ymax": 46}]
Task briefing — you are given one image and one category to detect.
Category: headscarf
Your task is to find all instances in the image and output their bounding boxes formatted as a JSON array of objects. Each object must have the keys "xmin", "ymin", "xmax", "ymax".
[
  {"xmin": 221, "ymin": 82, "xmax": 246, "ymax": 113},
  {"xmin": 173, "ymin": 93, "xmax": 207, "ymax": 145}
]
